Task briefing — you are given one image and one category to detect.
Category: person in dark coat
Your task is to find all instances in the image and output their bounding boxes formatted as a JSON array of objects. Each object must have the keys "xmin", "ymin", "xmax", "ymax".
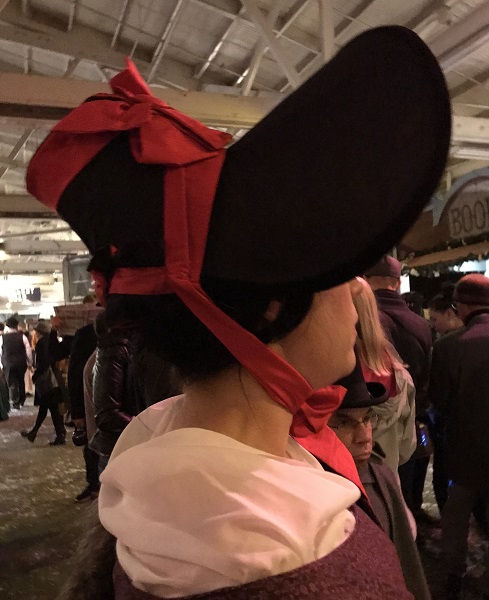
[
  {"xmin": 432, "ymin": 274, "xmax": 489, "ymax": 599},
  {"xmin": 0, "ymin": 316, "xmax": 33, "ymax": 409},
  {"xmin": 0, "ymin": 322, "xmax": 10, "ymax": 420},
  {"xmin": 365, "ymin": 255, "xmax": 433, "ymax": 520},
  {"xmin": 68, "ymin": 294, "xmax": 101, "ymax": 502},
  {"xmin": 427, "ymin": 288, "xmax": 464, "ymax": 514},
  {"xmin": 330, "ymin": 358, "xmax": 431, "ymax": 600},
  {"xmin": 20, "ymin": 320, "xmax": 66, "ymax": 445},
  {"xmin": 89, "ymin": 313, "xmax": 139, "ymax": 473},
  {"xmin": 364, "ymin": 256, "xmax": 432, "ymax": 392}
]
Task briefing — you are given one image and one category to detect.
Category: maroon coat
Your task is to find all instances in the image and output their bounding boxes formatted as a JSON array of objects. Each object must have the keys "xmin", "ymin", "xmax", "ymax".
[{"xmin": 113, "ymin": 507, "xmax": 413, "ymax": 600}]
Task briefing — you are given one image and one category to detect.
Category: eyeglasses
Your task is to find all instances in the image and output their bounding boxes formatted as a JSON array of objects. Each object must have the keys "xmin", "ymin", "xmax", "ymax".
[{"xmin": 329, "ymin": 412, "xmax": 379, "ymax": 433}]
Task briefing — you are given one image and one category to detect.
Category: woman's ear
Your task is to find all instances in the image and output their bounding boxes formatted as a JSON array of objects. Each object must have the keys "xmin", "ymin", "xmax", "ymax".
[{"xmin": 264, "ymin": 300, "xmax": 282, "ymax": 323}]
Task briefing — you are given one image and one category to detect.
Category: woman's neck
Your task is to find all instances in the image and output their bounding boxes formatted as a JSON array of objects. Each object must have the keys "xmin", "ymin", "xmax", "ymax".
[{"xmin": 180, "ymin": 366, "xmax": 294, "ymax": 457}]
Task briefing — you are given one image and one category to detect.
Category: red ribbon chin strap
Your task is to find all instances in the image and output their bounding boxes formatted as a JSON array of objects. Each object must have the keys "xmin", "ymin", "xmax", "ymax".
[{"xmin": 28, "ymin": 57, "xmax": 364, "ymax": 493}]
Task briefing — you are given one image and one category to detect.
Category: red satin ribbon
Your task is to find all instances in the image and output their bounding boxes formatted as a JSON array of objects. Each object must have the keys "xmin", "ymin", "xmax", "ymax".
[{"xmin": 27, "ymin": 58, "xmax": 364, "ymax": 493}]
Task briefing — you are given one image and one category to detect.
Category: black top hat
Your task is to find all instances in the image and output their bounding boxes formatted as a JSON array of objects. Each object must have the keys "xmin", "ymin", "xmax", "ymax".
[{"xmin": 336, "ymin": 352, "xmax": 389, "ymax": 409}]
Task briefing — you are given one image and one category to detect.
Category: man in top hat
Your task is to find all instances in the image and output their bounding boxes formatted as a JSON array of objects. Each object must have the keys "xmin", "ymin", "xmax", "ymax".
[
  {"xmin": 430, "ymin": 273, "xmax": 489, "ymax": 599},
  {"xmin": 365, "ymin": 255, "xmax": 432, "ymax": 520},
  {"xmin": 330, "ymin": 359, "xmax": 431, "ymax": 600},
  {"xmin": 0, "ymin": 316, "xmax": 33, "ymax": 410}
]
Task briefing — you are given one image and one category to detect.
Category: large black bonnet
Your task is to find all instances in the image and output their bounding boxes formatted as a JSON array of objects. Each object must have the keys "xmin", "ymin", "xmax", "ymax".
[
  {"xmin": 29, "ymin": 26, "xmax": 450, "ymax": 291},
  {"xmin": 204, "ymin": 26, "xmax": 451, "ymax": 289}
]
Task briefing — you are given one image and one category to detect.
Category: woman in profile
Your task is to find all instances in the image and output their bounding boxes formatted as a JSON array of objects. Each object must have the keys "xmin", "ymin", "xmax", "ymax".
[
  {"xmin": 28, "ymin": 25, "xmax": 450, "ymax": 600},
  {"xmin": 428, "ymin": 286, "xmax": 463, "ymax": 337}
]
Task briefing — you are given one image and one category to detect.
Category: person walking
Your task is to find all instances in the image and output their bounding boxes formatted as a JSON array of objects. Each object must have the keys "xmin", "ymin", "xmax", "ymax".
[
  {"xmin": 20, "ymin": 321, "xmax": 66, "ymax": 445},
  {"xmin": 0, "ymin": 316, "xmax": 32, "ymax": 410}
]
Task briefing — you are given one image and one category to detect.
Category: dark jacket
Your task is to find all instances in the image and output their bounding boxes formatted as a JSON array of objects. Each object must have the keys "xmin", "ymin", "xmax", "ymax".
[
  {"xmin": 375, "ymin": 289, "xmax": 432, "ymax": 408},
  {"xmin": 32, "ymin": 334, "xmax": 63, "ymax": 402},
  {"xmin": 363, "ymin": 449, "xmax": 431, "ymax": 600},
  {"xmin": 48, "ymin": 329, "xmax": 73, "ymax": 362},
  {"xmin": 430, "ymin": 309, "xmax": 489, "ymax": 487},
  {"xmin": 90, "ymin": 326, "xmax": 139, "ymax": 457},
  {"xmin": 2, "ymin": 331, "xmax": 27, "ymax": 371},
  {"xmin": 68, "ymin": 324, "xmax": 97, "ymax": 420},
  {"xmin": 427, "ymin": 327, "xmax": 463, "ymax": 431}
]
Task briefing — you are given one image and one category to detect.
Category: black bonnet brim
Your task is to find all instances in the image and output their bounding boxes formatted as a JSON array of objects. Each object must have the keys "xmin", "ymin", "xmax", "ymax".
[{"xmin": 203, "ymin": 26, "xmax": 451, "ymax": 291}]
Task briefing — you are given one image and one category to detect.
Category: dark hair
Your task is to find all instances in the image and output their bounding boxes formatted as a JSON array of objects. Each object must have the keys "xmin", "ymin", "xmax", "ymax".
[
  {"xmin": 428, "ymin": 283, "xmax": 456, "ymax": 313},
  {"xmin": 106, "ymin": 279, "xmax": 313, "ymax": 383},
  {"xmin": 6, "ymin": 316, "xmax": 19, "ymax": 329}
]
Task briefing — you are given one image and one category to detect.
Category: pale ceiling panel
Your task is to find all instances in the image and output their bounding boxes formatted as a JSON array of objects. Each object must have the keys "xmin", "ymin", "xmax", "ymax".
[
  {"xmin": 357, "ymin": 0, "xmax": 440, "ymax": 28},
  {"xmin": 68, "ymin": 59, "xmax": 107, "ymax": 81},
  {"xmin": 170, "ymin": 9, "xmax": 233, "ymax": 67},
  {"xmin": 449, "ymin": 0, "xmax": 487, "ymax": 21},
  {"xmin": 28, "ymin": 0, "xmax": 72, "ymax": 20},
  {"xmin": 0, "ymin": 39, "xmax": 28, "ymax": 71},
  {"xmin": 75, "ymin": 0, "xmax": 132, "ymax": 39},
  {"xmin": 452, "ymin": 43, "xmax": 489, "ymax": 82},
  {"xmin": 454, "ymin": 85, "xmax": 489, "ymax": 117},
  {"xmin": 445, "ymin": 70, "xmax": 469, "ymax": 89},
  {"xmin": 30, "ymin": 47, "xmax": 71, "ymax": 77}
]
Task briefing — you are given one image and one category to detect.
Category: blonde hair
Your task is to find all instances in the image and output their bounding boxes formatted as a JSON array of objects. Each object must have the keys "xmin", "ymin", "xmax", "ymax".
[{"xmin": 353, "ymin": 278, "xmax": 404, "ymax": 376}]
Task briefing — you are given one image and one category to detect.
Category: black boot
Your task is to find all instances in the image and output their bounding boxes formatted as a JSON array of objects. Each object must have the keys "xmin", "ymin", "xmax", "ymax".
[
  {"xmin": 48, "ymin": 435, "xmax": 66, "ymax": 446},
  {"xmin": 20, "ymin": 429, "xmax": 37, "ymax": 442}
]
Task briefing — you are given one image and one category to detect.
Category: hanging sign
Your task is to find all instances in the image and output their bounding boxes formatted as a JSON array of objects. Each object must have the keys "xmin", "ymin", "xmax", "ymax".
[{"xmin": 447, "ymin": 177, "xmax": 489, "ymax": 240}]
